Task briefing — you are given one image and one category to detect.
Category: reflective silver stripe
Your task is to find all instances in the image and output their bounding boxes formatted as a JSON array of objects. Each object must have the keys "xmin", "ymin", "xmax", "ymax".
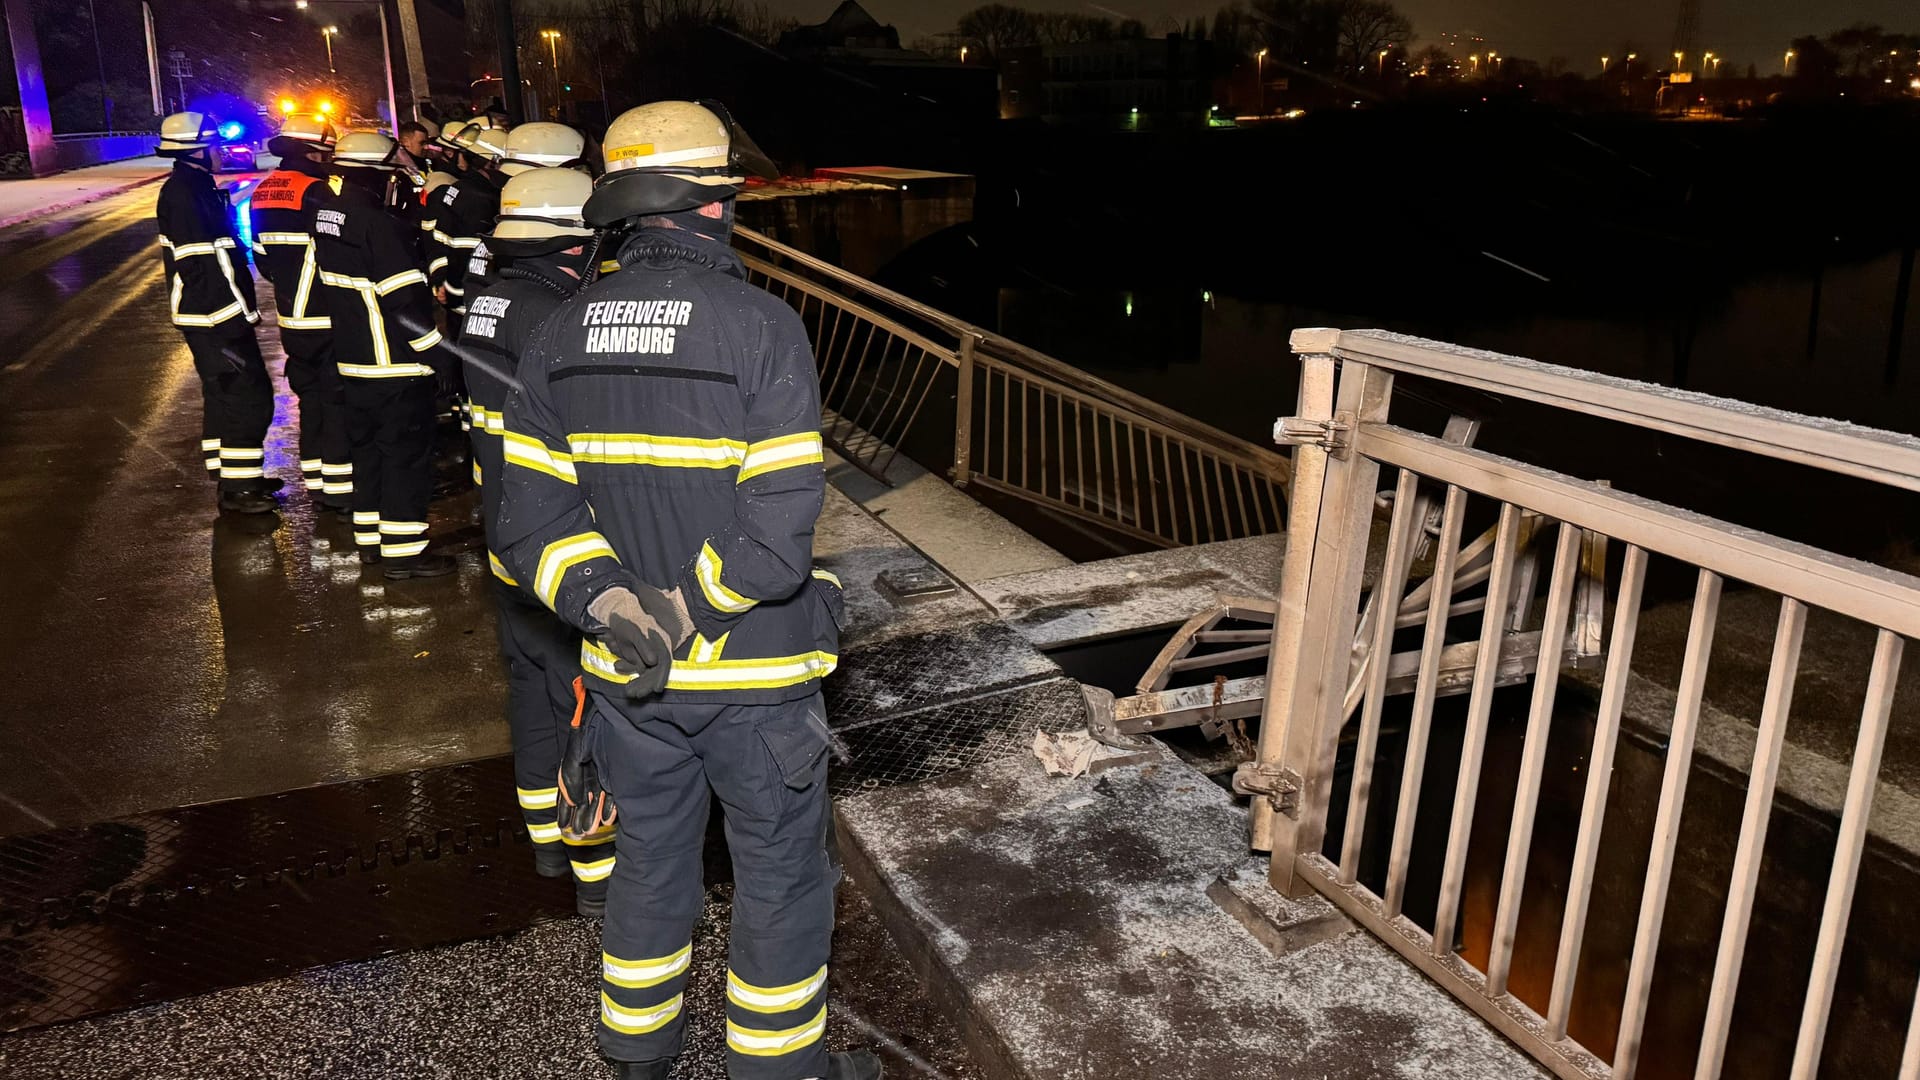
[
  {"xmin": 338, "ymin": 362, "xmax": 433, "ymax": 379},
  {"xmin": 375, "ymin": 269, "xmax": 428, "ymax": 295},
  {"xmin": 381, "ymin": 539, "xmax": 430, "ymax": 558},
  {"xmin": 257, "ymin": 231, "xmax": 309, "ymax": 244},
  {"xmin": 604, "ymin": 142, "xmax": 729, "ymax": 174}
]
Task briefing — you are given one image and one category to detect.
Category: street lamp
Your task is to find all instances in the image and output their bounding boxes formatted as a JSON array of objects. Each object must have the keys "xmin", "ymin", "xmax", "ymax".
[
  {"xmin": 1601, "ymin": 55, "xmax": 1610, "ymax": 75},
  {"xmin": 322, "ymin": 25, "xmax": 337, "ymax": 73},
  {"xmin": 1256, "ymin": 47, "xmax": 1268, "ymax": 113},
  {"xmin": 1674, "ymin": 50, "xmax": 1684, "ymax": 71},
  {"xmin": 960, "ymin": 46, "xmax": 968, "ymax": 63},
  {"xmin": 1701, "ymin": 51, "xmax": 1714, "ymax": 75},
  {"xmin": 1785, "ymin": 49, "xmax": 1795, "ymax": 74},
  {"xmin": 1710, "ymin": 56, "xmax": 1721, "ymax": 75},
  {"xmin": 1470, "ymin": 53, "xmax": 1479, "ymax": 75},
  {"xmin": 1378, "ymin": 49, "xmax": 1389, "ymax": 76}
]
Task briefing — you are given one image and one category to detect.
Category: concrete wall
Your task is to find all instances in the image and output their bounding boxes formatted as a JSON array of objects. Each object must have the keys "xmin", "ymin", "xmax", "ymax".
[{"xmin": 52, "ymin": 133, "xmax": 157, "ymax": 171}]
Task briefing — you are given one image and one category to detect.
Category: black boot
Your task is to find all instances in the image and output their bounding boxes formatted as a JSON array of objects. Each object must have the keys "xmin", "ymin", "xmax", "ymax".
[
  {"xmin": 383, "ymin": 553, "xmax": 457, "ymax": 579},
  {"xmin": 824, "ymin": 1050, "xmax": 884, "ymax": 1080},
  {"xmin": 358, "ymin": 548, "xmax": 382, "ymax": 565},
  {"xmin": 610, "ymin": 1060, "xmax": 671, "ymax": 1080},
  {"xmin": 218, "ymin": 489, "xmax": 277, "ymax": 515}
]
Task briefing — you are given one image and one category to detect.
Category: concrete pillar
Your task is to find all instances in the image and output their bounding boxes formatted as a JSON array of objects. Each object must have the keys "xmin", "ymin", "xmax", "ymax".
[{"xmin": 4, "ymin": 0, "xmax": 59, "ymax": 177}]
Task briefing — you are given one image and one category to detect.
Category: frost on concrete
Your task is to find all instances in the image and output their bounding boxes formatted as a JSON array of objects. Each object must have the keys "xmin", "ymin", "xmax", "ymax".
[
  {"xmin": 841, "ymin": 748, "xmax": 1548, "ymax": 1080},
  {"xmin": 977, "ymin": 534, "xmax": 1286, "ymax": 649}
]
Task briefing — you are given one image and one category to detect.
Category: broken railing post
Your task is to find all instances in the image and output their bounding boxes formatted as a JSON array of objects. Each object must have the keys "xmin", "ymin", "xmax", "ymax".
[{"xmin": 1253, "ymin": 330, "xmax": 1396, "ymax": 897}]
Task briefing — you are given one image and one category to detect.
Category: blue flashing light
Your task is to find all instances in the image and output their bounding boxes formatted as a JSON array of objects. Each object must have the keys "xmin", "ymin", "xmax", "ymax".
[{"xmin": 218, "ymin": 121, "xmax": 246, "ymax": 140}]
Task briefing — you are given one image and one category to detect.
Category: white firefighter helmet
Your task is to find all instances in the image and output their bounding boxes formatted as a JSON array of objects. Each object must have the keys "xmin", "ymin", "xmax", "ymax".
[
  {"xmin": 584, "ymin": 100, "xmax": 776, "ymax": 226},
  {"xmin": 467, "ymin": 123, "xmax": 511, "ymax": 162},
  {"xmin": 333, "ymin": 131, "xmax": 399, "ymax": 169},
  {"xmin": 499, "ymin": 122, "xmax": 585, "ymax": 175},
  {"xmin": 491, "ymin": 167, "xmax": 594, "ymax": 253},
  {"xmin": 434, "ymin": 121, "xmax": 472, "ymax": 153},
  {"xmin": 158, "ymin": 111, "xmax": 221, "ymax": 154}
]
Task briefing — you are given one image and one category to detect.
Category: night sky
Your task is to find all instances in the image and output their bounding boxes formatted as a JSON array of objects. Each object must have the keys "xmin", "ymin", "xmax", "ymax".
[{"xmin": 777, "ymin": 0, "xmax": 1919, "ymax": 71}]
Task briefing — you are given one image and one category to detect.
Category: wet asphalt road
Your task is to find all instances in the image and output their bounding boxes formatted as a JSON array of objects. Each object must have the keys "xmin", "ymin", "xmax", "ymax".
[{"xmin": 0, "ymin": 180, "xmax": 509, "ymax": 835}]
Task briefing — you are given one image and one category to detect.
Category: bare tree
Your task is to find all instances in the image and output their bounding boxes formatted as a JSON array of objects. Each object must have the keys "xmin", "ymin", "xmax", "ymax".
[
  {"xmin": 1332, "ymin": 0, "xmax": 1410, "ymax": 69},
  {"xmin": 956, "ymin": 4, "xmax": 1037, "ymax": 60}
]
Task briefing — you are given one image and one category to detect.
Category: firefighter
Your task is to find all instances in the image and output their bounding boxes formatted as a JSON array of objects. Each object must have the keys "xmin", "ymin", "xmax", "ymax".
[
  {"xmin": 461, "ymin": 166, "xmax": 612, "ymax": 911},
  {"xmin": 419, "ymin": 168, "xmax": 462, "ymax": 302},
  {"xmin": 432, "ymin": 119, "xmax": 509, "ymax": 319},
  {"xmin": 249, "ymin": 113, "xmax": 352, "ymax": 512},
  {"xmin": 312, "ymin": 131, "xmax": 457, "ymax": 579},
  {"xmin": 462, "ymin": 122, "xmax": 592, "ymax": 296},
  {"xmin": 496, "ymin": 101, "xmax": 878, "ymax": 1080},
  {"xmin": 154, "ymin": 111, "xmax": 277, "ymax": 515}
]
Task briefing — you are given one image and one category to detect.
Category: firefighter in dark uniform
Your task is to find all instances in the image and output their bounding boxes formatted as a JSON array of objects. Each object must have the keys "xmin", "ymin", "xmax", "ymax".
[
  {"xmin": 248, "ymin": 113, "xmax": 352, "ymax": 511},
  {"xmin": 431, "ymin": 119, "xmax": 509, "ymax": 320},
  {"xmin": 495, "ymin": 101, "xmax": 879, "ymax": 1080},
  {"xmin": 154, "ymin": 111, "xmax": 277, "ymax": 515},
  {"xmin": 312, "ymin": 131, "xmax": 456, "ymax": 579},
  {"xmin": 461, "ymin": 165, "xmax": 613, "ymax": 912}
]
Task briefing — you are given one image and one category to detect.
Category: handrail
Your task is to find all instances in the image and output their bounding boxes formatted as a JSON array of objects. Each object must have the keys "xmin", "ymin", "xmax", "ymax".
[
  {"xmin": 1320, "ymin": 328, "xmax": 1920, "ymax": 493},
  {"xmin": 736, "ymin": 228, "xmax": 1289, "ymax": 477}
]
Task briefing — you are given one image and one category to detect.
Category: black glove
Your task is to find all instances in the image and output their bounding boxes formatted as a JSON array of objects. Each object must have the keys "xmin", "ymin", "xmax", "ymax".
[
  {"xmin": 556, "ymin": 677, "xmax": 617, "ymax": 841},
  {"xmin": 588, "ymin": 585, "xmax": 693, "ymax": 700}
]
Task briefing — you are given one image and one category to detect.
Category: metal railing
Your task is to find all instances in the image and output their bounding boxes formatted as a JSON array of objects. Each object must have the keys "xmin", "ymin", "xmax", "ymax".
[
  {"xmin": 733, "ymin": 229, "xmax": 1291, "ymax": 548},
  {"xmin": 1251, "ymin": 328, "xmax": 1920, "ymax": 1080}
]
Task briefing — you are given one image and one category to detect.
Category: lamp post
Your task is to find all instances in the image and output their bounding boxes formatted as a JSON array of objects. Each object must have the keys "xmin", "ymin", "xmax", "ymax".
[
  {"xmin": 960, "ymin": 46, "xmax": 968, "ymax": 63},
  {"xmin": 1601, "ymin": 55, "xmax": 1610, "ymax": 75},
  {"xmin": 1257, "ymin": 47, "xmax": 1268, "ymax": 113},
  {"xmin": 1700, "ymin": 51, "xmax": 1714, "ymax": 75},
  {"xmin": 1626, "ymin": 52, "xmax": 1637, "ymax": 77},
  {"xmin": 1378, "ymin": 49, "xmax": 1388, "ymax": 76},
  {"xmin": 1785, "ymin": 49, "xmax": 1795, "ymax": 74},
  {"xmin": 323, "ymin": 25, "xmax": 337, "ymax": 73}
]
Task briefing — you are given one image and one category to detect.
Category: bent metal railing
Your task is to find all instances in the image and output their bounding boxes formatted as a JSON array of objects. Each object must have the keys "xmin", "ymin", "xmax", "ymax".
[
  {"xmin": 732, "ymin": 229, "xmax": 1291, "ymax": 548},
  {"xmin": 1248, "ymin": 328, "xmax": 1920, "ymax": 1080}
]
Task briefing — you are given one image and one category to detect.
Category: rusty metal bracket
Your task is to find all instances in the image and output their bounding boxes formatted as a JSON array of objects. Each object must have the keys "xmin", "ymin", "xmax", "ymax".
[
  {"xmin": 1273, "ymin": 414, "xmax": 1354, "ymax": 458},
  {"xmin": 1232, "ymin": 761, "xmax": 1300, "ymax": 815}
]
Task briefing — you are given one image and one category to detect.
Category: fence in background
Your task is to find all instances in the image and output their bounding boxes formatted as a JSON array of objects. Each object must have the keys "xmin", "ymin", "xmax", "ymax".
[{"xmin": 733, "ymin": 228, "xmax": 1291, "ymax": 548}]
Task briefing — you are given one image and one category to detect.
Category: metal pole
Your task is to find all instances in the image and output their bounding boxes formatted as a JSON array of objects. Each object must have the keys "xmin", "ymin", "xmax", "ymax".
[
  {"xmin": 952, "ymin": 334, "xmax": 977, "ymax": 487},
  {"xmin": 85, "ymin": 0, "xmax": 110, "ymax": 132},
  {"xmin": 496, "ymin": 0, "xmax": 524, "ymax": 123},
  {"xmin": 393, "ymin": 0, "xmax": 429, "ymax": 121},
  {"xmin": 378, "ymin": 6, "xmax": 399, "ymax": 136},
  {"xmin": 142, "ymin": 2, "xmax": 162, "ymax": 117}
]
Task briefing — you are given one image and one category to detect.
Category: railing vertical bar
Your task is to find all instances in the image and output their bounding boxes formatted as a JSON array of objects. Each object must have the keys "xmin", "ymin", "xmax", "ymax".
[
  {"xmin": 1178, "ymin": 442, "xmax": 1201, "ymax": 547},
  {"xmin": 951, "ymin": 335, "xmax": 975, "ymax": 486},
  {"xmin": 1485, "ymin": 521, "xmax": 1585, "ymax": 999},
  {"xmin": 1225, "ymin": 460, "xmax": 1252, "ymax": 538},
  {"xmin": 1789, "ymin": 629, "xmax": 1905, "ymax": 1080},
  {"xmin": 1338, "ymin": 468, "xmax": 1424, "ymax": 887},
  {"xmin": 1090, "ymin": 405, "xmax": 1106, "ymax": 519},
  {"xmin": 1054, "ymin": 392, "xmax": 1067, "ymax": 503},
  {"xmin": 1613, "ymin": 568, "xmax": 1725, "ymax": 1080},
  {"xmin": 1694, "ymin": 596, "xmax": 1808, "ymax": 1079},
  {"xmin": 979, "ymin": 364, "xmax": 995, "ymax": 481},
  {"xmin": 1431, "ymin": 502, "xmax": 1525, "ymax": 956},
  {"xmin": 1146, "ymin": 429, "xmax": 1164, "ymax": 539},
  {"xmin": 1019, "ymin": 377, "xmax": 1032, "ymax": 492},
  {"xmin": 1106, "ymin": 410, "xmax": 1125, "ymax": 526},
  {"xmin": 1383, "ymin": 483, "xmax": 1468, "ymax": 919},
  {"xmin": 1546, "ymin": 543, "xmax": 1650, "ymax": 1039},
  {"xmin": 1125, "ymin": 420, "xmax": 1142, "ymax": 530},
  {"xmin": 1261, "ymin": 476, "xmax": 1283, "ymax": 535},
  {"xmin": 871, "ymin": 338, "xmax": 930, "ymax": 445},
  {"xmin": 880, "ymin": 344, "xmax": 950, "ymax": 474},
  {"xmin": 999, "ymin": 368, "xmax": 1011, "ymax": 485},
  {"xmin": 822, "ymin": 321, "xmax": 876, "ymax": 431},
  {"xmin": 845, "ymin": 326, "xmax": 905, "ymax": 447},
  {"xmin": 1073, "ymin": 400, "xmax": 1088, "ymax": 511}
]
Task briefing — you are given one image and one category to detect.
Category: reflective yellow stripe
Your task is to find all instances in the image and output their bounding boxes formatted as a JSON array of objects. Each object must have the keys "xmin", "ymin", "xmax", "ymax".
[
  {"xmin": 562, "ymin": 826, "xmax": 616, "ymax": 846},
  {"xmin": 811, "ymin": 569, "xmax": 841, "ymax": 588},
  {"xmin": 738, "ymin": 432, "xmax": 825, "ymax": 483},
  {"xmin": 727, "ymin": 966, "xmax": 827, "ymax": 1015},
  {"xmin": 338, "ymin": 362, "xmax": 434, "ymax": 378},
  {"xmin": 516, "ymin": 786, "xmax": 557, "ymax": 810},
  {"xmin": 503, "ymin": 430, "xmax": 578, "ymax": 483},
  {"xmin": 666, "ymin": 651, "xmax": 838, "ymax": 692},
  {"xmin": 601, "ymin": 992, "xmax": 684, "ymax": 1035},
  {"xmin": 381, "ymin": 539, "xmax": 430, "ymax": 558},
  {"xmin": 573, "ymin": 855, "xmax": 615, "ymax": 882},
  {"xmin": 428, "ymin": 255, "xmax": 450, "ymax": 275},
  {"xmin": 528, "ymin": 821, "xmax": 562, "ymax": 843},
  {"xmin": 409, "ymin": 327, "xmax": 443, "ymax": 352},
  {"xmin": 567, "ymin": 433, "xmax": 746, "ymax": 469},
  {"xmin": 695, "ymin": 542, "xmax": 756, "ymax": 614},
  {"xmin": 726, "ymin": 1005, "xmax": 827, "ymax": 1057},
  {"xmin": 376, "ymin": 269, "xmax": 428, "ymax": 295},
  {"xmin": 581, "ymin": 638, "xmax": 634, "ymax": 685},
  {"xmin": 603, "ymin": 945, "xmax": 692, "ymax": 990},
  {"xmin": 488, "ymin": 551, "xmax": 518, "ymax": 586},
  {"xmin": 534, "ymin": 533, "xmax": 617, "ymax": 608},
  {"xmin": 171, "ymin": 298, "xmax": 246, "ymax": 327}
]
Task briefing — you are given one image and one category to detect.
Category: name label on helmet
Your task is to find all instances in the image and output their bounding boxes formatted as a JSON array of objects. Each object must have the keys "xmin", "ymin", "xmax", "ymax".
[
  {"xmin": 580, "ymin": 299, "xmax": 693, "ymax": 356},
  {"xmin": 316, "ymin": 209, "xmax": 345, "ymax": 236}
]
